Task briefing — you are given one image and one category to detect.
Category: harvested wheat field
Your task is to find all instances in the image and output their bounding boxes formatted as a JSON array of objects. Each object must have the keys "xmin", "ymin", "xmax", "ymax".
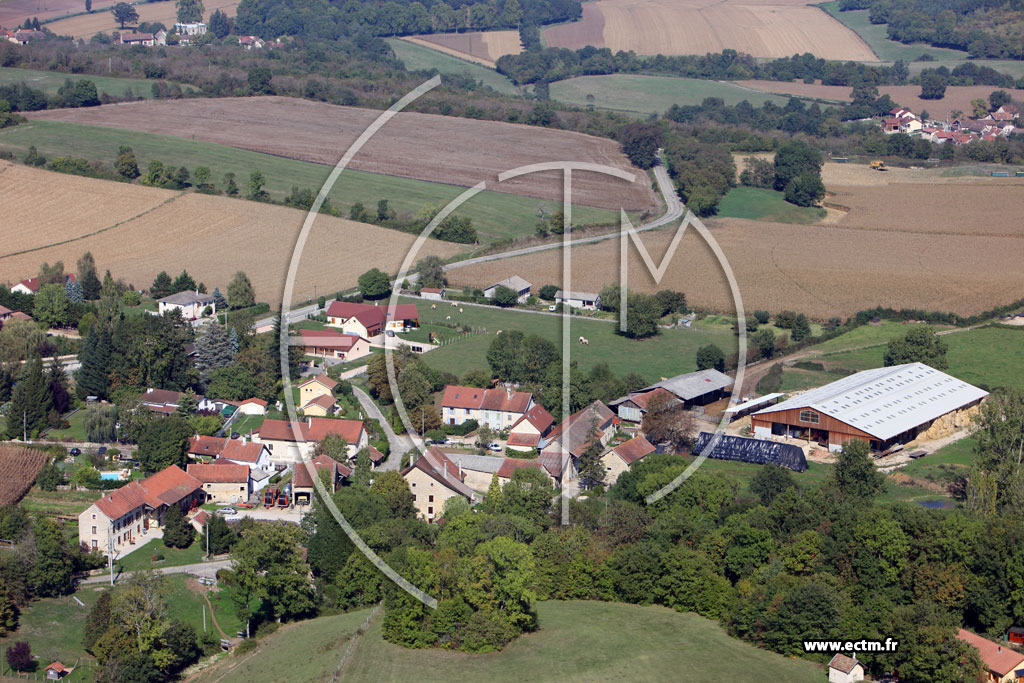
[
  {"xmin": 0, "ymin": 161, "xmax": 179, "ymax": 257},
  {"xmin": 820, "ymin": 161, "xmax": 1024, "ymax": 186},
  {"xmin": 0, "ymin": 0, "xmax": 80, "ymax": 28},
  {"xmin": 46, "ymin": 0, "xmax": 241, "ymax": 38},
  {"xmin": 404, "ymin": 30, "xmax": 523, "ymax": 68},
  {"xmin": 28, "ymin": 97, "xmax": 656, "ymax": 211},
  {"xmin": 544, "ymin": 0, "xmax": 876, "ymax": 60},
  {"xmin": 0, "ymin": 163, "xmax": 459, "ymax": 305},
  {"xmin": 736, "ymin": 81, "xmax": 1023, "ymax": 120},
  {"xmin": 447, "ymin": 215, "xmax": 1024, "ymax": 317}
]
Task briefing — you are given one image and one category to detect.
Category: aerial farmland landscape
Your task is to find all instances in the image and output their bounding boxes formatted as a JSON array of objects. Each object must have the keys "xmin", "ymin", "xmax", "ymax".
[{"xmin": 1, "ymin": 0, "xmax": 1024, "ymax": 680}]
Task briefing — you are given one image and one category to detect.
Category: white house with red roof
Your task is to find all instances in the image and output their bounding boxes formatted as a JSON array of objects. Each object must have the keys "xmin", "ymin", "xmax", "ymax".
[
  {"xmin": 11, "ymin": 273, "xmax": 74, "ymax": 295},
  {"xmin": 325, "ymin": 301, "xmax": 419, "ymax": 339},
  {"xmin": 187, "ymin": 435, "xmax": 271, "ymax": 473},
  {"xmin": 237, "ymin": 397, "xmax": 268, "ymax": 416},
  {"xmin": 186, "ymin": 462, "xmax": 251, "ymax": 503},
  {"xmin": 78, "ymin": 465, "xmax": 205, "ymax": 554},
  {"xmin": 507, "ymin": 403, "xmax": 555, "ymax": 452},
  {"xmin": 400, "ymin": 446, "xmax": 474, "ymax": 521},
  {"xmin": 600, "ymin": 435, "xmax": 655, "ymax": 485},
  {"xmin": 441, "ymin": 385, "xmax": 534, "ymax": 430},
  {"xmin": 827, "ymin": 654, "xmax": 865, "ymax": 683},
  {"xmin": 255, "ymin": 416, "xmax": 367, "ymax": 466},
  {"xmin": 298, "ymin": 328, "xmax": 370, "ymax": 362}
]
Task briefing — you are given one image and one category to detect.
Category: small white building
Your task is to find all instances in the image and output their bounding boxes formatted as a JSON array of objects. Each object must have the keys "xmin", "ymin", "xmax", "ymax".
[
  {"xmin": 237, "ymin": 397, "xmax": 268, "ymax": 416},
  {"xmin": 827, "ymin": 654, "xmax": 864, "ymax": 683},
  {"xmin": 173, "ymin": 22, "xmax": 206, "ymax": 35},
  {"xmin": 555, "ymin": 289, "xmax": 600, "ymax": 310},
  {"xmin": 420, "ymin": 287, "xmax": 445, "ymax": 301},
  {"xmin": 484, "ymin": 276, "xmax": 531, "ymax": 304},
  {"xmin": 157, "ymin": 290, "xmax": 216, "ymax": 320}
]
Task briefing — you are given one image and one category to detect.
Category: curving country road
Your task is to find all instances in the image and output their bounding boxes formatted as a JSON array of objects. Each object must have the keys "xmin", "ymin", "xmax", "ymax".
[{"xmin": 257, "ymin": 159, "xmax": 683, "ymax": 329}]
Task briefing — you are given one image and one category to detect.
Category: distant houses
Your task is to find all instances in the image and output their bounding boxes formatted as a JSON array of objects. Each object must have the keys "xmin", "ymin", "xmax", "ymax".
[
  {"xmin": 157, "ymin": 290, "xmax": 216, "ymax": 320},
  {"xmin": 325, "ymin": 300, "xmax": 419, "ymax": 339},
  {"xmin": 11, "ymin": 273, "xmax": 75, "ymax": 295},
  {"xmin": 254, "ymin": 416, "xmax": 367, "ymax": 467},
  {"xmin": 440, "ymin": 385, "xmax": 534, "ymax": 430}
]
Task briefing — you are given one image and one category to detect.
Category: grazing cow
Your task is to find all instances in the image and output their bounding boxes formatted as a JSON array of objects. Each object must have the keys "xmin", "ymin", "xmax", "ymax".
[
  {"xmin": 451, "ymin": 302, "xmax": 458, "ymax": 308},
  {"xmin": 579, "ymin": 337, "xmax": 589, "ymax": 345},
  {"xmin": 459, "ymin": 308, "xmax": 464, "ymax": 314},
  {"xmin": 431, "ymin": 304, "xmax": 436, "ymax": 310},
  {"xmin": 446, "ymin": 316, "xmax": 451, "ymax": 320}
]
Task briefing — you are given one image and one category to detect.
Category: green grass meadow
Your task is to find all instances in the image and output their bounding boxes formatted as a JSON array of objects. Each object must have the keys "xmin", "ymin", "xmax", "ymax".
[
  {"xmin": 0, "ymin": 67, "xmax": 193, "ymax": 99},
  {"xmin": 195, "ymin": 601, "xmax": 823, "ymax": 683},
  {"xmin": 0, "ymin": 120, "xmax": 621, "ymax": 245},
  {"xmin": 816, "ymin": 3, "xmax": 968, "ymax": 62},
  {"xmin": 716, "ymin": 187, "xmax": 826, "ymax": 224},
  {"xmin": 550, "ymin": 74, "xmax": 790, "ymax": 117},
  {"xmin": 408, "ymin": 298, "xmax": 738, "ymax": 381},
  {"xmin": 385, "ymin": 38, "xmax": 519, "ymax": 95}
]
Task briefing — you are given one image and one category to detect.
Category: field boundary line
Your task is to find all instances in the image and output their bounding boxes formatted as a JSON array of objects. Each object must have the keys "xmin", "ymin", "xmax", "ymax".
[
  {"xmin": 331, "ymin": 603, "xmax": 382, "ymax": 682},
  {"xmin": 0, "ymin": 191, "xmax": 185, "ymax": 260}
]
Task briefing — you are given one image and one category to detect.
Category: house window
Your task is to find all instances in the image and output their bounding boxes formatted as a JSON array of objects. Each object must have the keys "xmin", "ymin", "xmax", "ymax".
[
  {"xmin": 428, "ymin": 495, "xmax": 434, "ymax": 502},
  {"xmin": 428, "ymin": 506, "xmax": 433, "ymax": 515},
  {"xmin": 412, "ymin": 494, "xmax": 417, "ymax": 501},
  {"xmin": 92, "ymin": 526, "xmax": 97, "ymax": 534},
  {"xmin": 92, "ymin": 540, "xmax": 98, "ymax": 549},
  {"xmin": 799, "ymin": 410, "xmax": 820, "ymax": 424}
]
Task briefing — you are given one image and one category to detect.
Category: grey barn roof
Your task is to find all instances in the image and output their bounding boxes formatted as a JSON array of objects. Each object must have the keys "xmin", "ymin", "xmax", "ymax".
[
  {"xmin": 651, "ymin": 369, "xmax": 733, "ymax": 401},
  {"xmin": 693, "ymin": 432, "xmax": 807, "ymax": 472},
  {"xmin": 159, "ymin": 290, "xmax": 215, "ymax": 306},
  {"xmin": 752, "ymin": 362, "xmax": 988, "ymax": 441},
  {"xmin": 555, "ymin": 290, "xmax": 599, "ymax": 301},
  {"xmin": 444, "ymin": 452, "xmax": 504, "ymax": 474},
  {"xmin": 486, "ymin": 276, "xmax": 531, "ymax": 293}
]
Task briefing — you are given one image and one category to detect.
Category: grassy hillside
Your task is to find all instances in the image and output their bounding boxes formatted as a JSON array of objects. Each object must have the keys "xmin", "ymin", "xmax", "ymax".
[
  {"xmin": 407, "ymin": 298, "xmax": 738, "ymax": 381},
  {"xmin": 716, "ymin": 187, "xmax": 826, "ymax": 224},
  {"xmin": 781, "ymin": 324, "xmax": 1024, "ymax": 391},
  {"xmin": 549, "ymin": 74, "xmax": 790, "ymax": 117},
  {"xmin": 385, "ymin": 38, "xmax": 519, "ymax": 95},
  {"xmin": 0, "ymin": 67, "xmax": 193, "ymax": 98},
  {"xmin": 0, "ymin": 121, "xmax": 621, "ymax": 245},
  {"xmin": 195, "ymin": 601, "xmax": 823, "ymax": 683},
  {"xmin": 816, "ymin": 2, "xmax": 967, "ymax": 62}
]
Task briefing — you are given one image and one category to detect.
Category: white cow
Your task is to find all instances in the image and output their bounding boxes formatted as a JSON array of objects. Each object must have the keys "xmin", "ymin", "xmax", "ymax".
[{"xmin": 579, "ymin": 337, "xmax": 589, "ymax": 345}]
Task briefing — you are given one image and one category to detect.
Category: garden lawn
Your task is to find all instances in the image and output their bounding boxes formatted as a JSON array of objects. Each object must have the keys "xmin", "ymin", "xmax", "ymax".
[
  {"xmin": 163, "ymin": 574, "xmax": 244, "ymax": 640},
  {"xmin": 897, "ymin": 436, "xmax": 976, "ymax": 489},
  {"xmin": 0, "ymin": 589, "xmax": 101, "ymax": 669},
  {"xmin": 229, "ymin": 414, "xmax": 265, "ymax": 437},
  {"xmin": 111, "ymin": 536, "xmax": 209, "ymax": 573},
  {"xmin": 385, "ymin": 38, "xmax": 519, "ymax": 95},
  {"xmin": 716, "ymin": 187, "xmax": 825, "ymax": 224},
  {"xmin": 408, "ymin": 298, "xmax": 738, "ymax": 381},
  {"xmin": 42, "ymin": 409, "xmax": 88, "ymax": 441},
  {"xmin": 0, "ymin": 121, "xmax": 620, "ymax": 245}
]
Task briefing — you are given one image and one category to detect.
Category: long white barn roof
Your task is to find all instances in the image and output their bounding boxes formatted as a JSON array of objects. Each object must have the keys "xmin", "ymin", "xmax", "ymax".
[{"xmin": 752, "ymin": 363, "xmax": 987, "ymax": 441}]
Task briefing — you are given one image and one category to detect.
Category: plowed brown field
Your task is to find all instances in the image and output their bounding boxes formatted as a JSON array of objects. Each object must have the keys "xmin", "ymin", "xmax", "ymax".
[
  {"xmin": 45, "ymin": 0, "xmax": 241, "ymax": 38},
  {"xmin": 0, "ymin": 445, "xmax": 48, "ymax": 506},
  {"xmin": 448, "ymin": 181, "xmax": 1024, "ymax": 317},
  {"xmin": 27, "ymin": 97, "xmax": 657, "ymax": 211},
  {"xmin": 0, "ymin": 162, "xmax": 459, "ymax": 306},
  {"xmin": 407, "ymin": 30, "xmax": 523, "ymax": 67},
  {"xmin": 544, "ymin": 0, "xmax": 877, "ymax": 60},
  {"xmin": 0, "ymin": 0, "xmax": 84, "ymax": 29}
]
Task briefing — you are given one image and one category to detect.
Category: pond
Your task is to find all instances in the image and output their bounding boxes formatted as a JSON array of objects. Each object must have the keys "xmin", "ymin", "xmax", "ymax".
[{"xmin": 916, "ymin": 499, "xmax": 955, "ymax": 509}]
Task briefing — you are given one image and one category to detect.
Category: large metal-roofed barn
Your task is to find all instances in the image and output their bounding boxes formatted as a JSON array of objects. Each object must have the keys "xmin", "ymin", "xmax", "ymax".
[
  {"xmin": 751, "ymin": 363, "xmax": 987, "ymax": 452},
  {"xmin": 692, "ymin": 432, "xmax": 807, "ymax": 472}
]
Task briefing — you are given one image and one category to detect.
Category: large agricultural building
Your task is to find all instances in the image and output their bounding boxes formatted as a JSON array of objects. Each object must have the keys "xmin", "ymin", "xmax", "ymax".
[{"xmin": 751, "ymin": 363, "xmax": 987, "ymax": 452}]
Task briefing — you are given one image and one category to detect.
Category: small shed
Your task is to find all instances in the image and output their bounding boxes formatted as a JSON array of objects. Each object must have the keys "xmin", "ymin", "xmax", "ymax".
[
  {"xmin": 827, "ymin": 654, "xmax": 864, "ymax": 683},
  {"xmin": 45, "ymin": 662, "xmax": 73, "ymax": 680}
]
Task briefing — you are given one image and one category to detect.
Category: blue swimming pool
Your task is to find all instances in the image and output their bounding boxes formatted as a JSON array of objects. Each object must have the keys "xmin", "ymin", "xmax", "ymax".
[{"xmin": 100, "ymin": 472, "xmax": 120, "ymax": 481}]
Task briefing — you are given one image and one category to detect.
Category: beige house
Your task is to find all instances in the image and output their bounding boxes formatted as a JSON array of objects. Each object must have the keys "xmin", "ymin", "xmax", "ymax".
[
  {"xmin": 507, "ymin": 404, "xmax": 555, "ymax": 451},
  {"xmin": 292, "ymin": 454, "xmax": 351, "ymax": 506},
  {"xmin": 237, "ymin": 398, "xmax": 268, "ymax": 416},
  {"xmin": 441, "ymin": 385, "xmax": 534, "ymax": 430},
  {"xmin": 255, "ymin": 417, "xmax": 367, "ymax": 467},
  {"xmin": 540, "ymin": 400, "xmax": 616, "ymax": 483},
  {"xmin": 827, "ymin": 655, "xmax": 865, "ymax": 683},
  {"xmin": 157, "ymin": 290, "xmax": 215, "ymax": 320},
  {"xmin": 78, "ymin": 465, "xmax": 204, "ymax": 555},
  {"xmin": 298, "ymin": 374, "xmax": 337, "ymax": 405},
  {"xmin": 300, "ymin": 394, "xmax": 339, "ymax": 417},
  {"xmin": 298, "ymin": 329, "xmax": 371, "ymax": 362},
  {"xmin": 186, "ymin": 463, "xmax": 250, "ymax": 504},
  {"xmin": 957, "ymin": 629, "xmax": 1024, "ymax": 683},
  {"xmin": 600, "ymin": 435, "xmax": 655, "ymax": 486},
  {"xmin": 401, "ymin": 447, "xmax": 474, "ymax": 522}
]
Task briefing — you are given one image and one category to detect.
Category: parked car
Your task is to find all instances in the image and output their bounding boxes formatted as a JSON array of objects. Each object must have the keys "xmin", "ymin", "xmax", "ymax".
[
  {"xmin": 444, "ymin": 438, "xmax": 459, "ymax": 446},
  {"xmin": 487, "ymin": 442, "xmax": 502, "ymax": 452},
  {"xmin": 216, "ymin": 507, "xmax": 237, "ymax": 515},
  {"xmin": 230, "ymin": 432, "xmax": 240, "ymax": 439},
  {"xmin": 70, "ymin": 447, "xmax": 81, "ymax": 456},
  {"xmin": 97, "ymin": 446, "xmax": 107, "ymax": 455},
  {"xmin": 548, "ymin": 305, "xmax": 557, "ymax": 312}
]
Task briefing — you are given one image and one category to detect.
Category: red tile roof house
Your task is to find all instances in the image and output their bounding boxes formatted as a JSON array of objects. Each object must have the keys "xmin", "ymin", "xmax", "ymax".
[
  {"xmin": 78, "ymin": 465, "xmax": 205, "ymax": 554},
  {"xmin": 237, "ymin": 397, "xmax": 268, "ymax": 416},
  {"xmin": 600, "ymin": 435, "xmax": 656, "ymax": 486},
  {"xmin": 496, "ymin": 457, "xmax": 553, "ymax": 485},
  {"xmin": 0, "ymin": 304, "xmax": 11, "ymax": 321},
  {"xmin": 956, "ymin": 629, "xmax": 1024, "ymax": 683},
  {"xmin": 254, "ymin": 416, "xmax": 367, "ymax": 468},
  {"xmin": 441, "ymin": 384, "xmax": 534, "ymax": 430},
  {"xmin": 400, "ymin": 447, "xmax": 474, "ymax": 522},
  {"xmin": 298, "ymin": 328, "xmax": 371, "ymax": 362},
  {"xmin": 507, "ymin": 403, "xmax": 556, "ymax": 452},
  {"xmin": 11, "ymin": 273, "xmax": 75, "ymax": 295},
  {"xmin": 44, "ymin": 661, "xmax": 74, "ymax": 680},
  {"xmin": 538, "ymin": 400, "xmax": 616, "ymax": 484},
  {"xmin": 325, "ymin": 301, "xmax": 419, "ymax": 339},
  {"xmin": 187, "ymin": 435, "xmax": 271, "ymax": 472},
  {"xmin": 292, "ymin": 454, "xmax": 352, "ymax": 505},
  {"xmin": 187, "ymin": 463, "xmax": 251, "ymax": 504}
]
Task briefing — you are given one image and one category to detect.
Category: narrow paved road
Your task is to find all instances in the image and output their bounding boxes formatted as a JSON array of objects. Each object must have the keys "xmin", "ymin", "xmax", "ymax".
[
  {"xmin": 257, "ymin": 158, "xmax": 684, "ymax": 329},
  {"xmin": 352, "ymin": 386, "xmax": 413, "ymax": 471},
  {"xmin": 79, "ymin": 559, "xmax": 232, "ymax": 585}
]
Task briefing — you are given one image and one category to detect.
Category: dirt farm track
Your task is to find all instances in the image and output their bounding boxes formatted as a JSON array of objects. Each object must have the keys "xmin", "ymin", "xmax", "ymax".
[
  {"xmin": 0, "ymin": 162, "xmax": 459, "ymax": 306},
  {"xmin": 26, "ymin": 97, "xmax": 658, "ymax": 212},
  {"xmin": 543, "ymin": 0, "xmax": 877, "ymax": 60}
]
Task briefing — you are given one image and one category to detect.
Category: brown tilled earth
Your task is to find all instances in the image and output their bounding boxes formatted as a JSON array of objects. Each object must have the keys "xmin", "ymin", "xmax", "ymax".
[
  {"xmin": 45, "ymin": 0, "xmax": 241, "ymax": 38},
  {"xmin": 544, "ymin": 0, "xmax": 877, "ymax": 60},
  {"xmin": 27, "ymin": 97, "xmax": 657, "ymax": 211},
  {"xmin": 0, "ymin": 0, "xmax": 83, "ymax": 29},
  {"xmin": 0, "ymin": 162, "xmax": 459, "ymax": 306},
  {"xmin": 448, "ymin": 179, "xmax": 1024, "ymax": 317},
  {"xmin": 409, "ymin": 30, "xmax": 523, "ymax": 66}
]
